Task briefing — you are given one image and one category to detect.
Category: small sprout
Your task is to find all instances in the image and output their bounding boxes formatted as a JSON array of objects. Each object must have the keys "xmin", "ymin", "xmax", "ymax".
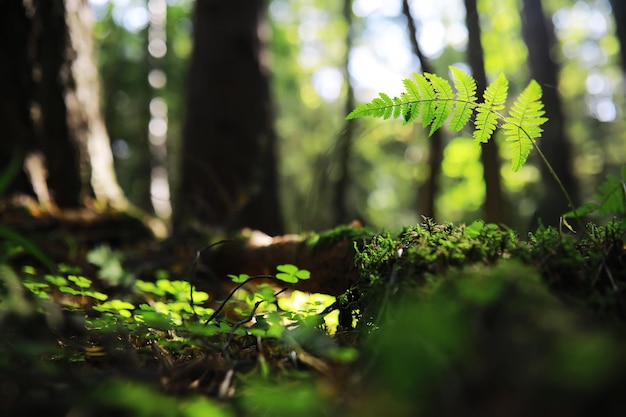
[
  {"xmin": 68, "ymin": 275, "xmax": 92, "ymax": 289},
  {"xmin": 84, "ymin": 290, "xmax": 108, "ymax": 301},
  {"xmin": 45, "ymin": 275, "xmax": 68, "ymax": 287},
  {"xmin": 276, "ymin": 264, "xmax": 311, "ymax": 283},
  {"xmin": 228, "ymin": 273, "xmax": 250, "ymax": 283},
  {"xmin": 93, "ymin": 299, "xmax": 135, "ymax": 318},
  {"xmin": 22, "ymin": 265, "xmax": 37, "ymax": 275}
]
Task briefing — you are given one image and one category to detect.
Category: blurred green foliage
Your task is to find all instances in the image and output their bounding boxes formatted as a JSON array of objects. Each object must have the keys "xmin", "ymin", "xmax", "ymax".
[{"xmin": 93, "ymin": 0, "xmax": 626, "ymax": 231}]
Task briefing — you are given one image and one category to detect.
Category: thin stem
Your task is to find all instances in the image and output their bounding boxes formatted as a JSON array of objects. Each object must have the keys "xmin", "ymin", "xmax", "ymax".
[{"xmin": 531, "ymin": 138, "xmax": 584, "ymax": 231}]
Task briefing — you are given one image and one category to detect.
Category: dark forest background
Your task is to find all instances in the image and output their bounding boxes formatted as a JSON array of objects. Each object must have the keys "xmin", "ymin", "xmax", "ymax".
[{"xmin": 1, "ymin": 0, "xmax": 625, "ymax": 236}]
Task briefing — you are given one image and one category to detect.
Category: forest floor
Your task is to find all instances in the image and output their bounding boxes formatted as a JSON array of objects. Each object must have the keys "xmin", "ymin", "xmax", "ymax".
[{"xmin": 2, "ymin": 202, "xmax": 626, "ymax": 417}]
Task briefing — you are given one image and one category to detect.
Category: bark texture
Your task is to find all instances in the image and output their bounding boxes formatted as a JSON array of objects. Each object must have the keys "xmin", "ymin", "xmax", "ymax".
[
  {"xmin": 177, "ymin": 0, "xmax": 283, "ymax": 235},
  {"xmin": 0, "ymin": 0, "xmax": 125, "ymax": 209}
]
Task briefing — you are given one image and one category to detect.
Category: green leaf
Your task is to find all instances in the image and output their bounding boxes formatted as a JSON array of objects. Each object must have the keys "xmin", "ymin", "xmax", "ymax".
[
  {"xmin": 503, "ymin": 80, "xmax": 547, "ymax": 171},
  {"xmin": 276, "ymin": 272, "xmax": 298, "ymax": 283},
  {"xmin": 59, "ymin": 286, "xmax": 80, "ymax": 295},
  {"xmin": 68, "ymin": 275, "xmax": 92, "ymax": 289},
  {"xmin": 345, "ymin": 69, "xmax": 548, "ymax": 174},
  {"xmin": 401, "ymin": 79, "xmax": 421, "ymax": 124},
  {"xmin": 45, "ymin": 275, "xmax": 68, "ymax": 287},
  {"xmin": 594, "ymin": 171, "xmax": 626, "ymax": 215},
  {"xmin": 415, "ymin": 73, "xmax": 437, "ymax": 129},
  {"xmin": 295, "ymin": 269, "xmax": 311, "ymax": 280},
  {"xmin": 449, "ymin": 66, "xmax": 477, "ymax": 131},
  {"xmin": 425, "ymin": 73, "xmax": 454, "ymax": 136},
  {"xmin": 345, "ymin": 92, "xmax": 394, "ymax": 120},
  {"xmin": 276, "ymin": 264, "xmax": 299, "ymax": 274},
  {"xmin": 136, "ymin": 279, "xmax": 165, "ymax": 296},
  {"xmin": 474, "ymin": 73, "xmax": 508, "ymax": 144},
  {"xmin": 134, "ymin": 310, "xmax": 174, "ymax": 330},
  {"xmin": 276, "ymin": 264, "xmax": 311, "ymax": 283},
  {"xmin": 84, "ymin": 290, "xmax": 109, "ymax": 301},
  {"xmin": 228, "ymin": 273, "xmax": 250, "ymax": 283}
]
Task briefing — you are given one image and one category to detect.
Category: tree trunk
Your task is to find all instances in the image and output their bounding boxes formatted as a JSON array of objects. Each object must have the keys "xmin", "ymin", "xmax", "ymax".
[
  {"xmin": 0, "ymin": 0, "xmax": 37, "ymax": 197},
  {"xmin": 402, "ymin": 0, "xmax": 443, "ymax": 221},
  {"xmin": 464, "ymin": 0, "xmax": 509, "ymax": 225},
  {"xmin": 520, "ymin": 0, "xmax": 579, "ymax": 226},
  {"xmin": 0, "ymin": 0, "xmax": 126, "ymax": 210},
  {"xmin": 176, "ymin": 0, "xmax": 283, "ymax": 235},
  {"xmin": 333, "ymin": 0, "xmax": 356, "ymax": 225},
  {"xmin": 609, "ymin": 0, "xmax": 626, "ymax": 76}
]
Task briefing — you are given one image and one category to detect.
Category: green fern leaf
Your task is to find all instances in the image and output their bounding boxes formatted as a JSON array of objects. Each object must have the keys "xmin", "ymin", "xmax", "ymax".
[
  {"xmin": 502, "ymin": 80, "xmax": 548, "ymax": 171},
  {"xmin": 594, "ymin": 167, "xmax": 626, "ymax": 215},
  {"xmin": 403, "ymin": 77, "xmax": 420, "ymax": 100},
  {"xmin": 379, "ymin": 93, "xmax": 394, "ymax": 119},
  {"xmin": 414, "ymin": 73, "xmax": 437, "ymax": 129},
  {"xmin": 345, "ymin": 92, "xmax": 395, "ymax": 120},
  {"xmin": 392, "ymin": 96, "xmax": 403, "ymax": 119},
  {"xmin": 449, "ymin": 66, "xmax": 477, "ymax": 131},
  {"xmin": 473, "ymin": 73, "xmax": 508, "ymax": 144},
  {"xmin": 400, "ymin": 78, "xmax": 421, "ymax": 123},
  {"xmin": 425, "ymin": 73, "xmax": 454, "ymax": 136}
]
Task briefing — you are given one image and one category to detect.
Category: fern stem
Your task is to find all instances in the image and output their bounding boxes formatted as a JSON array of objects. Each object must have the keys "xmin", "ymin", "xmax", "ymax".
[{"xmin": 530, "ymin": 138, "xmax": 583, "ymax": 230}]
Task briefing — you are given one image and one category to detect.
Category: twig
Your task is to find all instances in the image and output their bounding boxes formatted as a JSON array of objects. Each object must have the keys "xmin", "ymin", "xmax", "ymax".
[{"xmin": 185, "ymin": 240, "xmax": 233, "ymax": 318}]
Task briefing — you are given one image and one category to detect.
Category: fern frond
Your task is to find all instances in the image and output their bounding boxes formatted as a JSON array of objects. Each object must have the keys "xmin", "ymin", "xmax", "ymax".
[
  {"xmin": 425, "ymin": 73, "xmax": 454, "ymax": 136},
  {"xmin": 414, "ymin": 73, "xmax": 437, "ymax": 129},
  {"xmin": 594, "ymin": 167, "xmax": 626, "ymax": 215},
  {"xmin": 399, "ymin": 87, "xmax": 421, "ymax": 124},
  {"xmin": 563, "ymin": 167, "xmax": 626, "ymax": 219},
  {"xmin": 449, "ymin": 66, "xmax": 477, "ymax": 131},
  {"xmin": 345, "ymin": 92, "xmax": 396, "ymax": 120},
  {"xmin": 403, "ymin": 77, "xmax": 420, "ymax": 100},
  {"xmin": 502, "ymin": 80, "xmax": 548, "ymax": 171},
  {"xmin": 473, "ymin": 73, "xmax": 508, "ymax": 144}
]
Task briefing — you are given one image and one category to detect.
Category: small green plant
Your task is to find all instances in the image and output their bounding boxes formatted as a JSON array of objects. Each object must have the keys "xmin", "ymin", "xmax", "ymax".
[
  {"xmin": 564, "ymin": 166, "xmax": 626, "ymax": 221},
  {"xmin": 347, "ymin": 67, "xmax": 580, "ymax": 223},
  {"xmin": 347, "ymin": 67, "xmax": 547, "ymax": 172}
]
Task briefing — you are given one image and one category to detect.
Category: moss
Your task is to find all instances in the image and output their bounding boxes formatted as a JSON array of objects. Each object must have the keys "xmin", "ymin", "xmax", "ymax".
[
  {"xmin": 339, "ymin": 218, "xmax": 626, "ymax": 331},
  {"xmin": 308, "ymin": 223, "xmax": 376, "ymax": 250}
]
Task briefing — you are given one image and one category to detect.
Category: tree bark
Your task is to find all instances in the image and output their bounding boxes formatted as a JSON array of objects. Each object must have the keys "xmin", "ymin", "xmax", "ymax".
[
  {"xmin": 0, "ymin": 0, "xmax": 125, "ymax": 210},
  {"xmin": 520, "ymin": 0, "xmax": 579, "ymax": 226},
  {"xmin": 464, "ymin": 0, "xmax": 509, "ymax": 225},
  {"xmin": 333, "ymin": 0, "xmax": 356, "ymax": 225},
  {"xmin": 176, "ymin": 0, "xmax": 283, "ymax": 235},
  {"xmin": 0, "ymin": 0, "xmax": 37, "ymax": 197},
  {"xmin": 65, "ymin": 0, "xmax": 127, "ymax": 207}
]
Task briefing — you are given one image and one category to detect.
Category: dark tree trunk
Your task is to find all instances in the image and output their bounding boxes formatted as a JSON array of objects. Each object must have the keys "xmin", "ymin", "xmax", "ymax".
[
  {"xmin": 520, "ymin": 0, "xmax": 579, "ymax": 226},
  {"xmin": 402, "ymin": 0, "xmax": 443, "ymax": 221},
  {"xmin": 609, "ymin": 0, "xmax": 626, "ymax": 75},
  {"xmin": 176, "ymin": 0, "xmax": 283, "ymax": 235},
  {"xmin": 0, "ymin": 0, "xmax": 36, "ymax": 196},
  {"xmin": 333, "ymin": 0, "xmax": 356, "ymax": 225},
  {"xmin": 464, "ymin": 0, "xmax": 509, "ymax": 225},
  {"xmin": 0, "ymin": 0, "xmax": 125, "ymax": 209}
]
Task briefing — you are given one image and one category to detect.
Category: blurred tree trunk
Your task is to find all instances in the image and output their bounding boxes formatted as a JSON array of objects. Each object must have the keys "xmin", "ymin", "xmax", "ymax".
[
  {"xmin": 176, "ymin": 0, "xmax": 283, "ymax": 235},
  {"xmin": 333, "ymin": 0, "xmax": 355, "ymax": 225},
  {"xmin": 402, "ymin": 0, "xmax": 442, "ymax": 221},
  {"xmin": 0, "ymin": 0, "xmax": 126, "ymax": 209},
  {"xmin": 609, "ymin": 0, "xmax": 626, "ymax": 75},
  {"xmin": 520, "ymin": 0, "xmax": 579, "ymax": 226},
  {"xmin": 464, "ymin": 0, "xmax": 509, "ymax": 225}
]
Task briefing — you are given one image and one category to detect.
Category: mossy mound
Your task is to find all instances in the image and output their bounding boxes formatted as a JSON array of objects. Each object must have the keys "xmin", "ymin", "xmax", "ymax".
[
  {"xmin": 342, "ymin": 218, "xmax": 626, "ymax": 329},
  {"xmin": 322, "ymin": 219, "xmax": 626, "ymax": 415}
]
